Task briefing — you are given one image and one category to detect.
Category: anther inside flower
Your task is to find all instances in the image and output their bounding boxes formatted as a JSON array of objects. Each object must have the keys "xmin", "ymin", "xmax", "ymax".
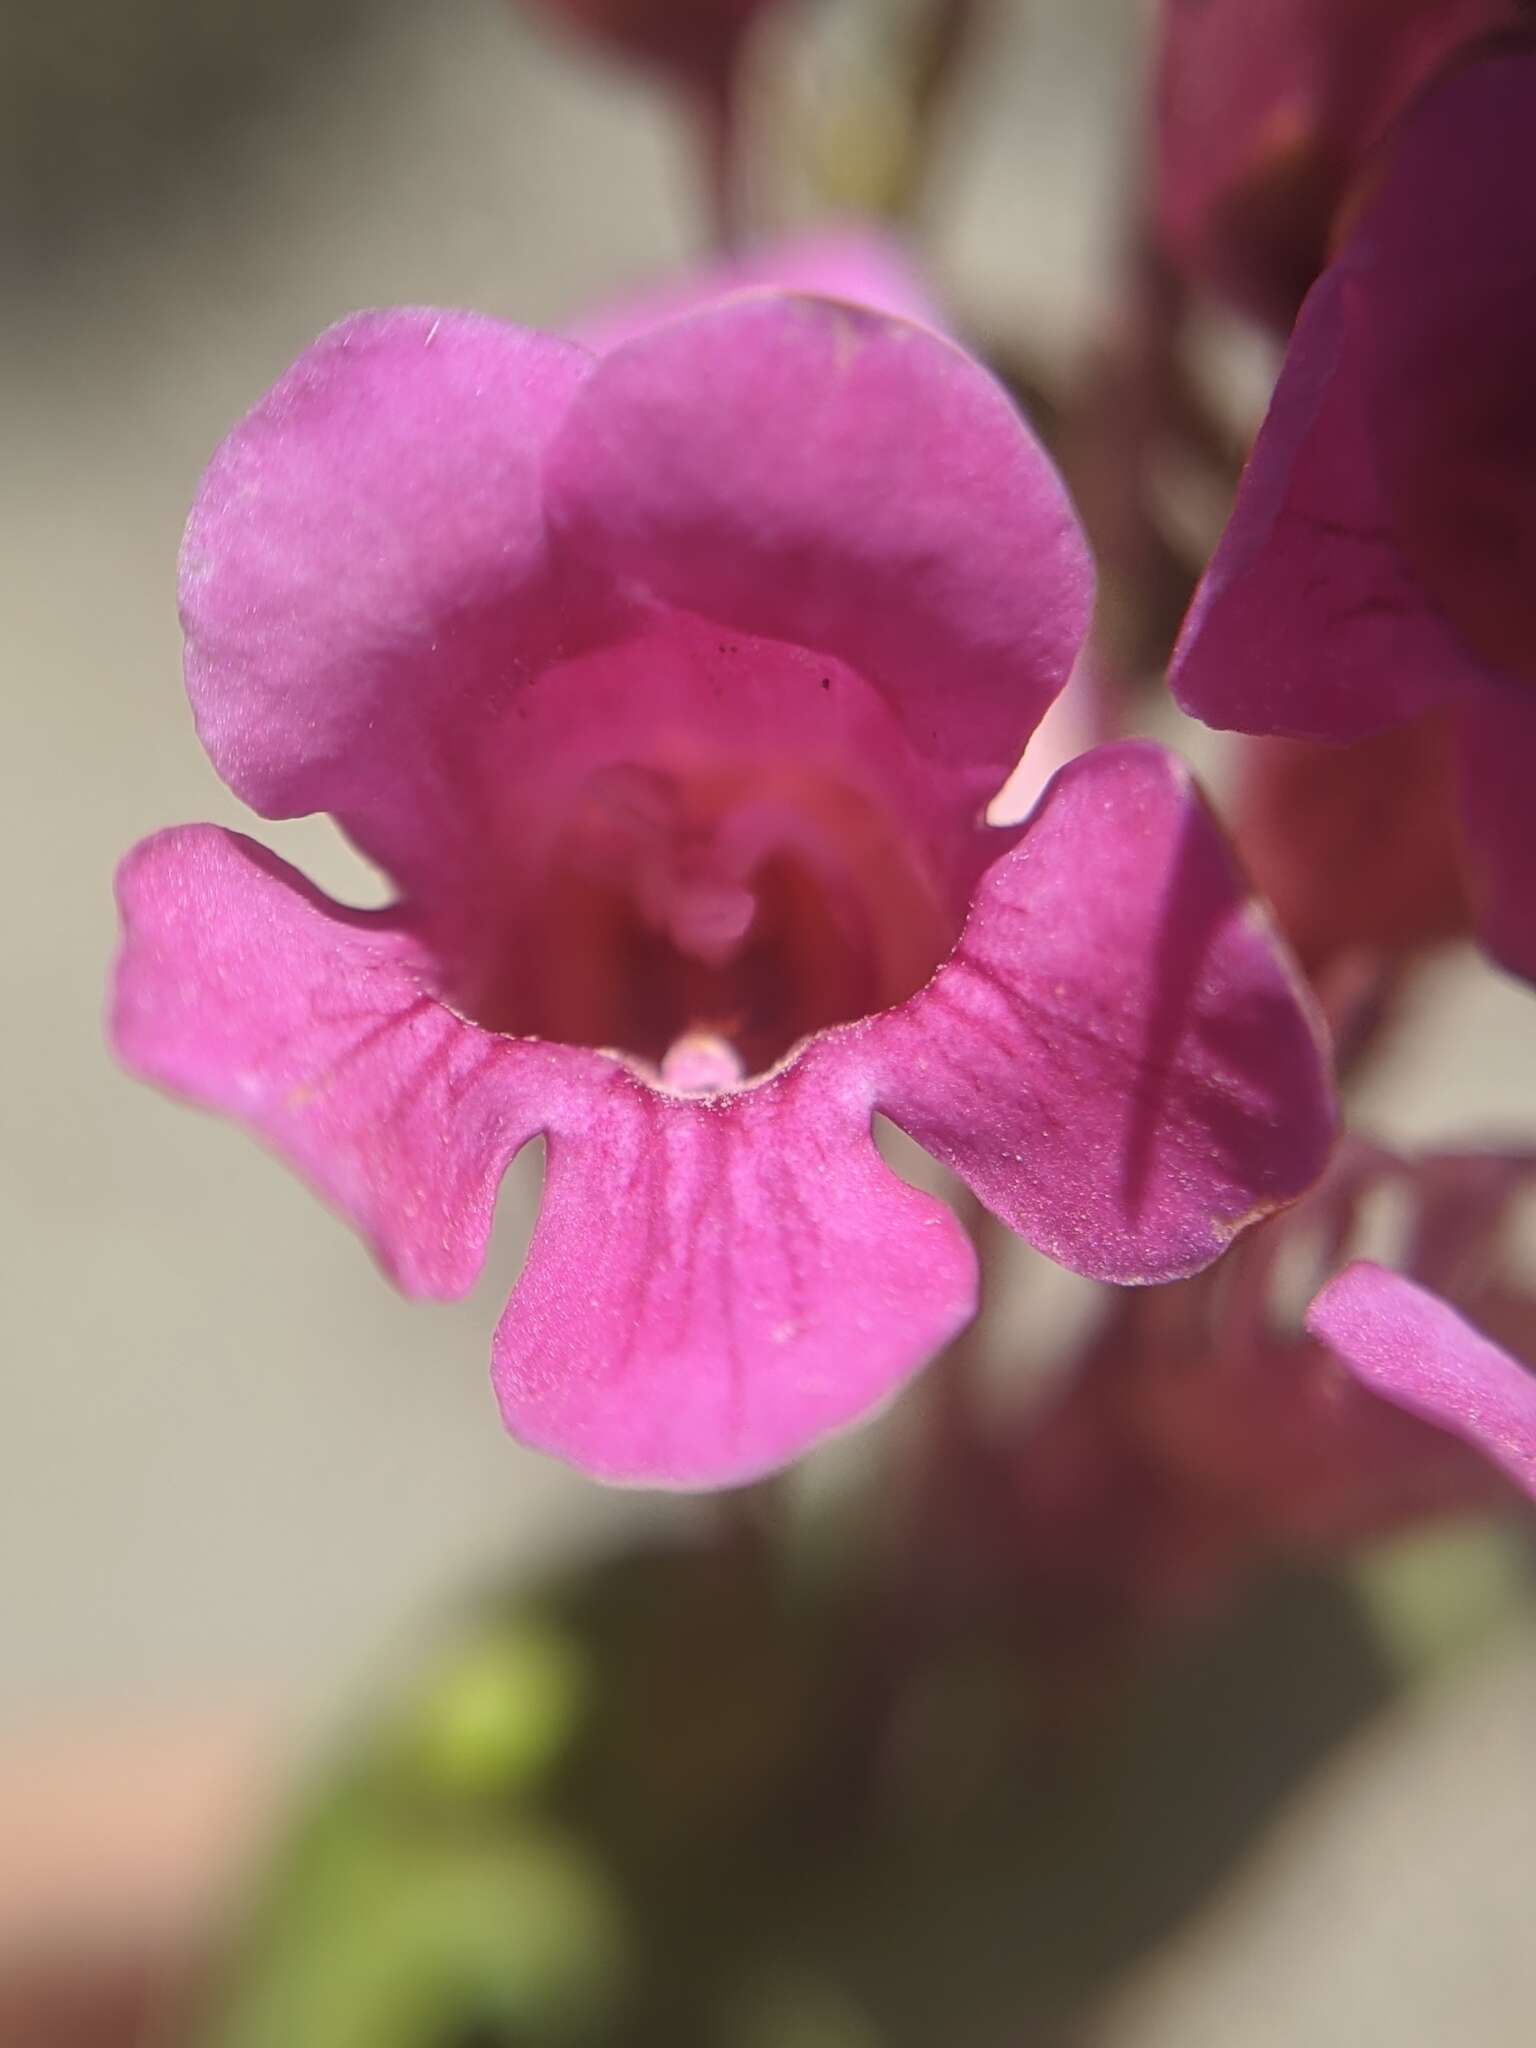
[{"xmin": 114, "ymin": 243, "xmax": 1335, "ymax": 1487}]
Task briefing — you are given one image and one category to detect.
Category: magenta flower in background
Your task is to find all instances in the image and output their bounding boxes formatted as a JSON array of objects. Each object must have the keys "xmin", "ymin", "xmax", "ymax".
[
  {"xmin": 1171, "ymin": 43, "xmax": 1536, "ymax": 988},
  {"xmin": 1000, "ymin": 1146, "xmax": 1532, "ymax": 1638},
  {"xmin": 1230, "ymin": 716, "xmax": 1468, "ymax": 978},
  {"xmin": 567, "ymin": 228, "xmax": 945, "ymax": 356},
  {"xmin": 1153, "ymin": 0, "xmax": 1511, "ymax": 330},
  {"xmin": 112, "ymin": 248, "xmax": 1333, "ymax": 1488},
  {"xmin": 1310, "ymin": 1265, "xmax": 1536, "ymax": 1503}
]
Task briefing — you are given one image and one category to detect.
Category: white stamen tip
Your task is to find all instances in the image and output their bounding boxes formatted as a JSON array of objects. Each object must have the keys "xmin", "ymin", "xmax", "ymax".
[{"xmin": 659, "ymin": 1031, "xmax": 746, "ymax": 1094}]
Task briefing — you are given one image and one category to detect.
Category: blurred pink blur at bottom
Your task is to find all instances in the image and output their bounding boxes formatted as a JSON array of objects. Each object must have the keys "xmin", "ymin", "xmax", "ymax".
[{"xmin": 0, "ymin": 1719, "xmax": 273, "ymax": 2048}]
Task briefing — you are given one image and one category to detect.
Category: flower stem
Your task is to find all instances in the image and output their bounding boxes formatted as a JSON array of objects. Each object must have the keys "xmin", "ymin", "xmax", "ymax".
[{"xmin": 695, "ymin": 63, "xmax": 745, "ymax": 252}]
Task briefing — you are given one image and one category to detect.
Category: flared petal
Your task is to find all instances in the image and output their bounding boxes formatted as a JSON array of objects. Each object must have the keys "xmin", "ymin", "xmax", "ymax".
[
  {"xmin": 111, "ymin": 827, "xmax": 603, "ymax": 1297},
  {"xmin": 572, "ymin": 228, "xmax": 942, "ymax": 355},
  {"xmin": 1457, "ymin": 687, "xmax": 1536, "ymax": 986},
  {"xmin": 180, "ymin": 312, "xmax": 594, "ymax": 892},
  {"xmin": 839, "ymin": 743, "xmax": 1335, "ymax": 1285},
  {"xmin": 1308, "ymin": 1262, "xmax": 1536, "ymax": 1501},
  {"xmin": 113, "ymin": 830, "xmax": 977, "ymax": 1486},
  {"xmin": 493, "ymin": 1062, "xmax": 978, "ymax": 1487},
  {"xmin": 545, "ymin": 292, "xmax": 1093, "ymax": 823},
  {"xmin": 1170, "ymin": 269, "xmax": 1463, "ymax": 741}
]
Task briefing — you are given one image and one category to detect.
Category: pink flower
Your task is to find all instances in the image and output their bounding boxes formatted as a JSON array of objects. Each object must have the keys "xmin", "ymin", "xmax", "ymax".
[
  {"xmin": 1171, "ymin": 42, "xmax": 1536, "ymax": 987},
  {"xmin": 1153, "ymin": 0, "xmax": 1512, "ymax": 330},
  {"xmin": 1309, "ymin": 1264, "xmax": 1536, "ymax": 1504},
  {"xmin": 111, "ymin": 255, "xmax": 1333, "ymax": 1487}
]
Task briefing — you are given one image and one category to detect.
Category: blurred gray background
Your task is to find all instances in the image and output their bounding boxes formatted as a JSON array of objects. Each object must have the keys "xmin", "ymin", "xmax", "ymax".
[{"xmin": 3, "ymin": 1, "xmax": 1534, "ymax": 2038}]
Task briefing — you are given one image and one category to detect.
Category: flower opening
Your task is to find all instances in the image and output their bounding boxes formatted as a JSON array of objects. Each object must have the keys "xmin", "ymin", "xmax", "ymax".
[{"xmin": 429, "ymin": 619, "xmax": 963, "ymax": 1086}]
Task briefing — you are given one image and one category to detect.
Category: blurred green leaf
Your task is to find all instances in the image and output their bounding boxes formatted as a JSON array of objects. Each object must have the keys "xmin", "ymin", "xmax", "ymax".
[
  {"xmin": 203, "ymin": 1820, "xmax": 629, "ymax": 2048},
  {"xmin": 1351, "ymin": 1518, "xmax": 1534, "ymax": 1677},
  {"xmin": 394, "ymin": 1624, "xmax": 590, "ymax": 1804}
]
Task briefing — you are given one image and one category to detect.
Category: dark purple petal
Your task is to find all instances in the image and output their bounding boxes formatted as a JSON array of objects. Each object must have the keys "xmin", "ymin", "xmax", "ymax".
[
  {"xmin": 1457, "ymin": 688, "xmax": 1536, "ymax": 986},
  {"xmin": 1171, "ymin": 269, "xmax": 1464, "ymax": 741}
]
